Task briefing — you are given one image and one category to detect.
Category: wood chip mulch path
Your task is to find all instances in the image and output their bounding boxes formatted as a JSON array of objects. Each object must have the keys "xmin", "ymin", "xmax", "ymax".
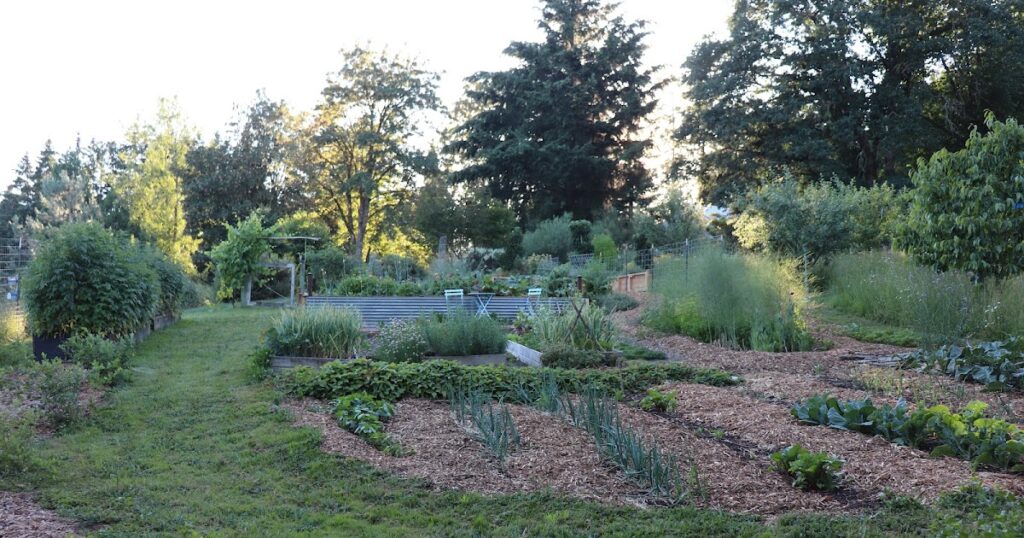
[{"xmin": 0, "ymin": 492, "xmax": 76, "ymax": 538}]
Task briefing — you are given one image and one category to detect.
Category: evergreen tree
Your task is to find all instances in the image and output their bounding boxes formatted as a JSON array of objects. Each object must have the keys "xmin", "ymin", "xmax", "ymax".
[{"xmin": 447, "ymin": 0, "xmax": 661, "ymax": 222}]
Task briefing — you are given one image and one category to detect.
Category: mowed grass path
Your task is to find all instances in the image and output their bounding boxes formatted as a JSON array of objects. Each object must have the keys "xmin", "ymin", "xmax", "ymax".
[{"xmin": 22, "ymin": 307, "xmax": 933, "ymax": 536}]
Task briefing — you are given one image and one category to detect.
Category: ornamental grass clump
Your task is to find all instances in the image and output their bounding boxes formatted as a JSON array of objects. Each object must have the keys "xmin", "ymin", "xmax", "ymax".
[
  {"xmin": 645, "ymin": 247, "xmax": 813, "ymax": 352},
  {"xmin": 420, "ymin": 312, "xmax": 506, "ymax": 356},
  {"xmin": 265, "ymin": 307, "xmax": 363, "ymax": 358}
]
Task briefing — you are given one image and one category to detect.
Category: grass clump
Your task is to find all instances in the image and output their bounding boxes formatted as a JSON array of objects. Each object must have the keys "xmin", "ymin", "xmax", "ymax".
[
  {"xmin": 449, "ymin": 387, "xmax": 521, "ymax": 464},
  {"xmin": 644, "ymin": 247, "xmax": 813, "ymax": 351},
  {"xmin": 827, "ymin": 250, "xmax": 1024, "ymax": 347},
  {"xmin": 265, "ymin": 306, "xmax": 363, "ymax": 358},
  {"xmin": 524, "ymin": 303, "xmax": 615, "ymax": 352}
]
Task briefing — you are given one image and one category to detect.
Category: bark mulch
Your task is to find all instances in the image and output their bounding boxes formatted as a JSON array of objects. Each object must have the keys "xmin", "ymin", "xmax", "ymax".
[
  {"xmin": 282, "ymin": 398, "xmax": 648, "ymax": 505},
  {"xmin": 0, "ymin": 492, "xmax": 76, "ymax": 538},
  {"xmin": 654, "ymin": 381, "xmax": 1024, "ymax": 501}
]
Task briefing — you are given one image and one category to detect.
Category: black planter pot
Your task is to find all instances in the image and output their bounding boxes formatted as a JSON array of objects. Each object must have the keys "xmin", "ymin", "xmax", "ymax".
[{"xmin": 32, "ymin": 334, "xmax": 69, "ymax": 361}]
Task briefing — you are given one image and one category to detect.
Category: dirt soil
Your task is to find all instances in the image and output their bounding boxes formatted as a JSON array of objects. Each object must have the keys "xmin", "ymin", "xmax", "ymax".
[{"xmin": 0, "ymin": 492, "xmax": 77, "ymax": 538}]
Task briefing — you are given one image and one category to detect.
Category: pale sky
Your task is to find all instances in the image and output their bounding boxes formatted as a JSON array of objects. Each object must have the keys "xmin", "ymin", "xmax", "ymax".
[{"xmin": 0, "ymin": 0, "xmax": 733, "ymax": 189}]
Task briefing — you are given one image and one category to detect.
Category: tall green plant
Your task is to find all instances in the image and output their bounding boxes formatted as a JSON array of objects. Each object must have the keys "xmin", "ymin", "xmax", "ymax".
[
  {"xmin": 210, "ymin": 212, "xmax": 274, "ymax": 300},
  {"xmin": 900, "ymin": 114, "xmax": 1024, "ymax": 280},
  {"xmin": 265, "ymin": 307, "xmax": 363, "ymax": 358},
  {"xmin": 420, "ymin": 312, "xmax": 506, "ymax": 356}
]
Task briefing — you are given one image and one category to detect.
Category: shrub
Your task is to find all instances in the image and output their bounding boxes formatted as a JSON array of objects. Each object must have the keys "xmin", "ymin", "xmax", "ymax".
[
  {"xmin": 543, "ymin": 264, "xmax": 576, "ymax": 296},
  {"xmin": 498, "ymin": 229, "xmax": 524, "ymax": 270},
  {"xmin": 61, "ymin": 331, "xmax": 134, "ymax": 386},
  {"xmin": 421, "ymin": 312, "xmax": 507, "ymax": 356},
  {"xmin": 597, "ymin": 292, "xmax": 639, "ymax": 313},
  {"xmin": 580, "ymin": 259, "xmax": 612, "ymax": 297},
  {"xmin": 23, "ymin": 222, "xmax": 159, "ymax": 338},
  {"xmin": 591, "ymin": 233, "xmax": 617, "ymax": 264},
  {"xmin": 569, "ymin": 219, "xmax": 593, "ymax": 253},
  {"xmin": 639, "ymin": 388, "xmax": 678, "ymax": 412},
  {"xmin": 449, "ymin": 387, "xmax": 520, "ymax": 464},
  {"xmin": 140, "ymin": 245, "xmax": 190, "ymax": 317},
  {"xmin": 283, "ymin": 358, "xmax": 739, "ymax": 402},
  {"xmin": 210, "ymin": 212, "xmax": 275, "ymax": 300},
  {"xmin": 900, "ymin": 114, "xmax": 1024, "ymax": 280},
  {"xmin": 770, "ymin": 444, "xmax": 843, "ymax": 491},
  {"xmin": 522, "ymin": 214, "xmax": 574, "ymax": 261},
  {"xmin": 645, "ymin": 247, "xmax": 813, "ymax": 351},
  {"xmin": 306, "ymin": 247, "xmax": 363, "ymax": 286},
  {"xmin": 374, "ymin": 320, "xmax": 430, "ymax": 363},
  {"xmin": 331, "ymin": 392, "xmax": 403, "ymax": 455},
  {"xmin": 31, "ymin": 360, "xmax": 87, "ymax": 428},
  {"xmin": 265, "ymin": 307, "xmax": 363, "ymax": 358},
  {"xmin": 0, "ymin": 414, "xmax": 38, "ymax": 478},
  {"xmin": 540, "ymin": 346, "xmax": 617, "ymax": 369}
]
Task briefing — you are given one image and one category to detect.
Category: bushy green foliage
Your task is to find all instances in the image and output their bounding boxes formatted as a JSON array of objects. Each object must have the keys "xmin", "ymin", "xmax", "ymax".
[
  {"xmin": 591, "ymin": 233, "xmax": 617, "ymax": 263},
  {"xmin": 645, "ymin": 247, "xmax": 813, "ymax": 351},
  {"xmin": 210, "ymin": 212, "xmax": 275, "ymax": 300},
  {"xmin": 265, "ymin": 307, "xmax": 363, "ymax": 358},
  {"xmin": 630, "ymin": 191, "xmax": 701, "ymax": 248},
  {"xmin": 449, "ymin": 387, "xmax": 520, "ymax": 463},
  {"xmin": 540, "ymin": 346, "xmax": 617, "ymax": 369},
  {"xmin": 543, "ymin": 264, "xmax": 576, "ymax": 296},
  {"xmin": 901, "ymin": 338, "xmax": 1024, "ymax": 391},
  {"xmin": 792, "ymin": 395, "xmax": 1024, "ymax": 471},
  {"xmin": 324, "ymin": 274, "xmax": 422, "ymax": 296},
  {"xmin": 31, "ymin": 360, "xmax": 87, "ymax": 428},
  {"xmin": 580, "ymin": 259, "xmax": 612, "ymax": 297},
  {"xmin": 61, "ymin": 331, "xmax": 134, "ymax": 386},
  {"xmin": 900, "ymin": 114, "xmax": 1024, "ymax": 280},
  {"xmin": 140, "ymin": 245, "xmax": 191, "ymax": 317},
  {"xmin": 23, "ymin": 222, "xmax": 160, "ymax": 338},
  {"xmin": 373, "ymin": 320, "xmax": 430, "ymax": 363},
  {"xmin": 331, "ymin": 392, "xmax": 403, "ymax": 455},
  {"xmin": 0, "ymin": 414, "xmax": 38, "ymax": 478},
  {"xmin": 522, "ymin": 214, "xmax": 574, "ymax": 261},
  {"xmin": 597, "ymin": 293, "xmax": 639, "ymax": 313},
  {"xmin": 931, "ymin": 483, "xmax": 1024, "ymax": 536},
  {"xmin": 734, "ymin": 177, "xmax": 903, "ymax": 261},
  {"xmin": 639, "ymin": 388, "xmax": 677, "ymax": 412},
  {"xmin": 569, "ymin": 219, "xmax": 593, "ymax": 253},
  {"xmin": 420, "ymin": 312, "xmax": 507, "ymax": 356},
  {"xmin": 770, "ymin": 445, "xmax": 843, "ymax": 491},
  {"xmin": 283, "ymin": 358, "xmax": 739, "ymax": 402},
  {"xmin": 306, "ymin": 247, "xmax": 362, "ymax": 283},
  {"xmin": 827, "ymin": 250, "xmax": 1024, "ymax": 345}
]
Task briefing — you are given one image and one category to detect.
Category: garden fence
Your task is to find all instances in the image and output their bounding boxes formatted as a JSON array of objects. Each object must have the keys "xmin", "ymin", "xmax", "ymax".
[
  {"xmin": 569, "ymin": 237, "xmax": 722, "ymax": 281},
  {"xmin": 0, "ymin": 236, "xmax": 34, "ymax": 313}
]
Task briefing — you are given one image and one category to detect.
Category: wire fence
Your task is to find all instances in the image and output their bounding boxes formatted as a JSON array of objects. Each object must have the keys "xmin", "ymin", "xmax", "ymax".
[
  {"xmin": 567, "ymin": 237, "xmax": 722, "ymax": 278},
  {"xmin": 0, "ymin": 237, "xmax": 34, "ymax": 313}
]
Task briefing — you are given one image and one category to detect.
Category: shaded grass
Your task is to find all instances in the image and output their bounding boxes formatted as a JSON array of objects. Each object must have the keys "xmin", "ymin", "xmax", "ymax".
[
  {"xmin": 814, "ymin": 304, "xmax": 920, "ymax": 347},
  {"xmin": 0, "ymin": 305, "xmax": 1015, "ymax": 536}
]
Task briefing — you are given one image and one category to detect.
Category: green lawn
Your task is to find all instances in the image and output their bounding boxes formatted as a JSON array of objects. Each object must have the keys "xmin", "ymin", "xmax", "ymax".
[{"xmin": 1, "ymin": 307, "xmax": 1009, "ymax": 536}]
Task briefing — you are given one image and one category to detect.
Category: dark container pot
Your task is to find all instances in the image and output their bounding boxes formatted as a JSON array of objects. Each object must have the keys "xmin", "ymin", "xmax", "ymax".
[{"xmin": 32, "ymin": 334, "xmax": 69, "ymax": 361}]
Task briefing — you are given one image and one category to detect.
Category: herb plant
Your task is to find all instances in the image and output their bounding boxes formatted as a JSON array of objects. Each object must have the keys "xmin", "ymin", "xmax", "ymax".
[{"xmin": 771, "ymin": 444, "xmax": 843, "ymax": 491}]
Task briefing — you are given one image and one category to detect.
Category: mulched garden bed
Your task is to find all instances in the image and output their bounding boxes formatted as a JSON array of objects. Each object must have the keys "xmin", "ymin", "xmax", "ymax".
[{"xmin": 0, "ymin": 492, "xmax": 77, "ymax": 538}]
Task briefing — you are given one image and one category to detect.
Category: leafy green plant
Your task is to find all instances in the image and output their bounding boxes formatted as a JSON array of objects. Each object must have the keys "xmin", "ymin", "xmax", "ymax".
[
  {"xmin": 646, "ymin": 247, "xmax": 813, "ymax": 352},
  {"xmin": 522, "ymin": 214, "xmax": 574, "ymax": 261},
  {"xmin": 61, "ymin": 331, "xmax": 134, "ymax": 386},
  {"xmin": 139, "ymin": 245, "xmax": 190, "ymax": 317},
  {"xmin": 449, "ymin": 387, "xmax": 520, "ymax": 464},
  {"xmin": 331, "ymin": 392, "xmax": 403, "ymax": 455},
  {"xmin": 265, "ymin": 307, "xmax": 363, "ymax": 358},
  {"xmin": 374, "ymin": 319, "xmax": 429, "ymax": 362},
  {"xmin": 639, "ymin": 389, "xmax": 678, "ymax": 412},
  {"xmin": 580, "ymin": 259, "xmax": 612, "ymax": 297},
  {"xmin": 283, "ymin": 358, "xmax": 739, "ymax": 402},
  {"xmin": 901, "ymin": 338, "xmax": 1024, "ymax": 391},
  {"xmin": 770, "ymin": 444, "xmax": 843, "ymax": 491},
  {"xmin": 22, "ymin": 222, "xmax": 160, "ymax": 338},
  {"xmin": 420, "ymin": 312, "xmax": 506, "ymax": 356},
  {"xmin": 597, "ymin": 292, "xmax": 639, "ymax": 313},
  {"xmin": 899, "ymin": 113, "xmax": 1024, "ymax": 280},
  {"xmin": 210, "ymin": 212, "xmax": 275, "ymax": 300},
  {"xmin": 591, "ymin": 233, "xmax": 617, "ymax": 263}
]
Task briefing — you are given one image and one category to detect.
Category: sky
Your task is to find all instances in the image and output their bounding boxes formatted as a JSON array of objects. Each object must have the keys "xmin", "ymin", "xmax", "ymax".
[{"xmin": 0, "ymin": 0, "xmax": 734, "ymax": 189}]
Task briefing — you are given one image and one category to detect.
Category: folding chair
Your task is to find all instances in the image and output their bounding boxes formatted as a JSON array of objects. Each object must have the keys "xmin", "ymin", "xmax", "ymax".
[
  {"xmin": 444, "ymin": 289, "xmax": 464, "ymax": 314},
  {"xmin": 525, "ymin": 287, "xmax": 543, "ymax": 315}
]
